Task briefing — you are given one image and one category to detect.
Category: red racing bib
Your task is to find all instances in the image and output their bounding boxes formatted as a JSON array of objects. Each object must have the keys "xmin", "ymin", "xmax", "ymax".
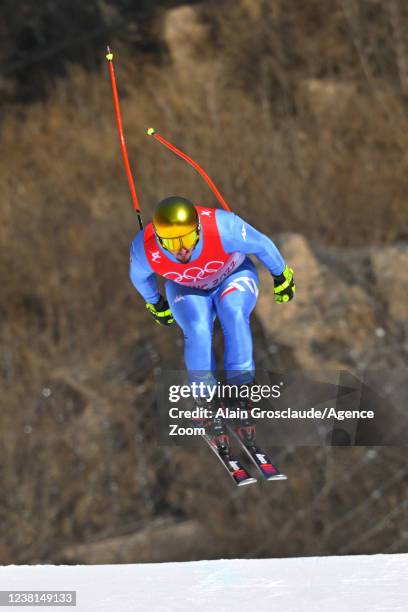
[{"xmin": 143, "ymin": 206, "xmax": 245, "ymax": 290}]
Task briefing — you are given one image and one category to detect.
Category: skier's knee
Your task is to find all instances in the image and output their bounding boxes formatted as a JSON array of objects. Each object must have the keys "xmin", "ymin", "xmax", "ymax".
[{"xmin": 184, "ymin": 320, "xmax": 212, "ymax": 343}]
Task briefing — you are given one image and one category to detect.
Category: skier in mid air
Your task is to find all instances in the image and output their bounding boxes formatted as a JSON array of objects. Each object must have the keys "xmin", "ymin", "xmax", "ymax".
[
  {"xmin": 129, "ymin": 195, "xmax": 296, "ymax": 461},
  {"xmin": 105, "ymin": 44, "xmax": 294, "ymax": 482}
]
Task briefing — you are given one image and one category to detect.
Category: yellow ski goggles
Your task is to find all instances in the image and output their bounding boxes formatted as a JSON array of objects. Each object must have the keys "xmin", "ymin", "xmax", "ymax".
[{"xmin": 156, "ymin": 226, "xmax": 200, "ymax": 252}]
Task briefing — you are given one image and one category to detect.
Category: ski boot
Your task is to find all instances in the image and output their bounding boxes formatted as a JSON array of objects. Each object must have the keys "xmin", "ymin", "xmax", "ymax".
[
  {"xmin": 231, "ymin": 385, "xmax": 257, "ymax": 448},
  {"xmin": 192, "ymin": 397, "xmax": 231, "ymax": 456},
  {"xmin": 235, "ymin": 411, "xmax": 257, "ymax": 447},
  {"xmin": 207, "ymin": 416, "xmax": 231, "ymax": 456}
]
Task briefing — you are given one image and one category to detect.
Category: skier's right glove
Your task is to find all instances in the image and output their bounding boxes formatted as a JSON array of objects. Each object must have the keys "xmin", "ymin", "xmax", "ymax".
[{"xmin": 145, "ymin": 295, "xmax": 175, "ymax": 326}]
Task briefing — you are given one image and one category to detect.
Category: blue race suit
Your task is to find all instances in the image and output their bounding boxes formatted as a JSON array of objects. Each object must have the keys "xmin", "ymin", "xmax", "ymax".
[{"xmin": 129, "ymin": 208, "xmax": 285, "ymax": 385}]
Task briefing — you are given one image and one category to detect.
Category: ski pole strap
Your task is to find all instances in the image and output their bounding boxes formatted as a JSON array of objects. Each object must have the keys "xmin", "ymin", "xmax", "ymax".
[{"xmin": 146, "ymin": 128, "xmax": 231, "ymax": 212}]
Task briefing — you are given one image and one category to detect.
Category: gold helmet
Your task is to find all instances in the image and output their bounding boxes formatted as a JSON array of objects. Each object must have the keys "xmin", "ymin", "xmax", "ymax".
[{"xmin": 153, "ymin": 196, "xmax": 200, "ymax": 252}]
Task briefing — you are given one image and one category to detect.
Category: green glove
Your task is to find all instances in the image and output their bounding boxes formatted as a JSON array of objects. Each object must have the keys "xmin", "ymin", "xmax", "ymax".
[
  {"xmin": 273, "ymin": 265, "xmax": 296, "ymax": 303},
  {"xmin": 146, "ymin": 295, "xmax": 175, "ymax": 325}
]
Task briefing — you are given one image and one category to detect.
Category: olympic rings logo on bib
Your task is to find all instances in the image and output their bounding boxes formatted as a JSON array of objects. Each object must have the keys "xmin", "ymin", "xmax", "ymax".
[{"xmin": 164, "ymin": 261, "xmax": 225, "ymax": 283}]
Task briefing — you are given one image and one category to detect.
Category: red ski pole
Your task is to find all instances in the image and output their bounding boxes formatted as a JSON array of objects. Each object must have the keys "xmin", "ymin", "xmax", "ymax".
[
  {"xmin": 106, "ymin": 46, "xmax": 143, "ymax": 229},
  {"xmin": 146, "ymin": 128, "xmax": 232, "ymax": 212}
]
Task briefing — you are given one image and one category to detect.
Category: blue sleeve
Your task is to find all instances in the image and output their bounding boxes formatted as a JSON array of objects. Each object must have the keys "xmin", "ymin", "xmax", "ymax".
[
  {"xmin": 129, "ymin": 230, "xmax": 161, "ymax": 304},
  {"xmin": 216, "ymin": 209, "xmax": 285, "ymax": 276}
]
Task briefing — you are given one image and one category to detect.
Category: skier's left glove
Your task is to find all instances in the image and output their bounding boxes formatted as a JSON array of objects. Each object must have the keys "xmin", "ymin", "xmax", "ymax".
[
  {"xmin": 145, "ymin": 295, "xmax": 175, "ymax": 325},
  {"xmin": 273, "ymin": 265, "xmax": 296, "ymax": 303}
]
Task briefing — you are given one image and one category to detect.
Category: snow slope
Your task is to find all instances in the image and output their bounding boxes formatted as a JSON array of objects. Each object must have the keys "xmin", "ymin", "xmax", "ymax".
[{"xmin": 0, "ymin": 554, "xmax": 407, "ymax": 611}]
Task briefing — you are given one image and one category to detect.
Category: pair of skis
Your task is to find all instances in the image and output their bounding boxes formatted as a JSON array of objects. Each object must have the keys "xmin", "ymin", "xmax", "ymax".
[{"xmin": 202, "ymin": 424, "xmax": 287, "ymax": 486}]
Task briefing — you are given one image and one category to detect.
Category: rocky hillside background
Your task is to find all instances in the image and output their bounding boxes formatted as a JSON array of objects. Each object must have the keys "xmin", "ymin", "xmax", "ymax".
[{"xmin": 0, "ymin": 0, "xmax": 407, "ymax": 563}]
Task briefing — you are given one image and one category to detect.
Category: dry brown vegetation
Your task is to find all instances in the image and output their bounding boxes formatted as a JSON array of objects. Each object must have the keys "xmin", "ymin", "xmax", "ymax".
[{"xmin": 0, "ymin": 0, "xmax": 407, "ymax": 563}]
